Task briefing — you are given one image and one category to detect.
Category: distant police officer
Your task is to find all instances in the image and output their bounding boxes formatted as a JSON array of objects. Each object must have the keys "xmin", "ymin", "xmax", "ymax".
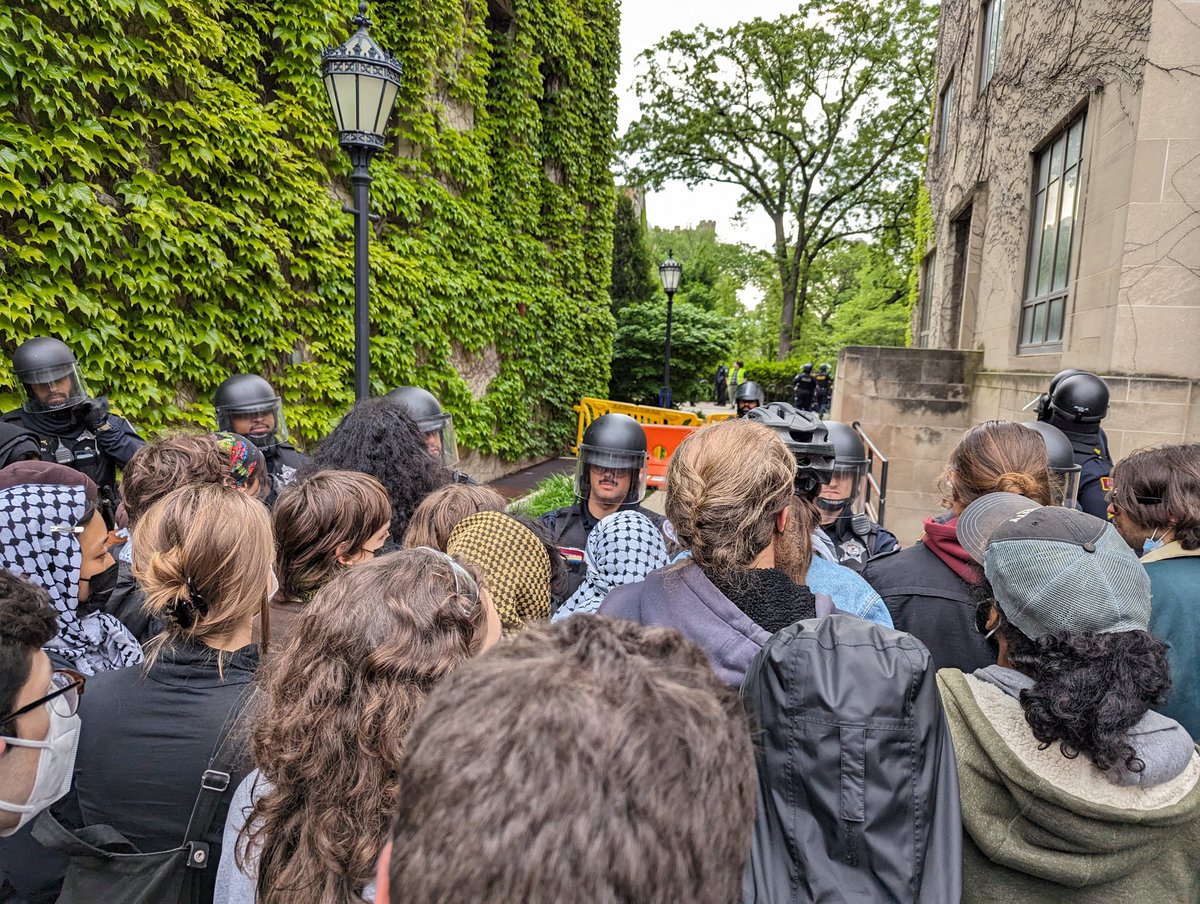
[
  {"xmin": 3, "ymin": 338, "xmax": 143, "ymax": 512},
  {"xmin": 813, "ymin": 421, "xmax": 898, "ymax": 569},
  {"xmin": 540, "ymin": 413, "xmax": 664, "ymax": 596},
  {"xmin": 812, "ymin": 363, "xmax": 833, "ymax": 415},
  {"xmin": 213, "ymin": 375, "xmax": 308, "ymax": 505},
  {"xmin": 792, "ymin": 363, "xmax": 817, "ymax": 412},
  {"xmin": 385, "ymin": 386, "xmax": 474, "ymax": 485},
  {"xmin": 1039, "ymin": 372, "xmax": 1112, "ymax": 519},
  {"xmin": 1021, "ymin": 420, "xmax": 1082, "ymax": 509},
  {"xmin": 734, "ymin": 380, "xmax": 765, "ymax": 418}
]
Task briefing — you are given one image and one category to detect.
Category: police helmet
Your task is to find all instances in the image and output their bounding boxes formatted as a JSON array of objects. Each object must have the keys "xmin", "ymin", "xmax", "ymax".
[
  {"xmin": 12, "ymin": 338, "xmax": 89, "ymax": 413},
  {"xmin": 817, "ymin": 363, "xmax": 831, "ymax": 375},
  {"xmin": 1022, "ymin": 420, "xmax": 1082, "ymax": 508},
  {"xmin": 801, "ymin": 363, "xmax": 814, "ymax": 375},
  {"xmin": 816, "ymin": 420, "xmax": 869, "ymax": 514},
  {"xmin": 386, "ymin": 386, "xmax": 458, "ymax": 468},
  {"xmin": 1035, "ymin": 368, "xmax": 1088, "ymax": 421},
  {"xmin": 1049, "ymin": 372, "xmax": 1109, "ymax": 423},
  {"xmin": 575, "ymin": 413, "xmax": 648, "ymax": 504},
  {"xmin": 746, "ymin": 402, "xmax": 836, "ymax": 498},
  {"xmin": 214, "ymin": 375, "xmax": 288, "ymax": 449},
  {"xmin": 734, "ymin": 380, "xmax": 765, "ymax": 416}
]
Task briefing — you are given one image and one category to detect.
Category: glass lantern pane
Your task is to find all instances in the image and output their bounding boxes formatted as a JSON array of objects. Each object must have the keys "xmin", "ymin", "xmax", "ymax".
[
  {"xmin": 357, "ymin": 74, "xmax": 385, "ymax": 137},
  {"xmin": 329, "ymin": 72, "xmax": 359, "ymax": 132},
  {"xmin": 324, "ymin": 73, "xmax": 347, "ymax": 132},
  {"xmin": 374, "ymin": 81, "xmax": 400, "ymax": 135}
]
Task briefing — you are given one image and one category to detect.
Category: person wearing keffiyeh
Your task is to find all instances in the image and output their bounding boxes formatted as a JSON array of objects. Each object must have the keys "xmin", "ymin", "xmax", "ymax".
[
  {"xmin": 553, "ymin": 511, "xmax": 669, "ymax": 622},
  {"xmin": 0, "ymin": 461, "xmax": 142, "ymax": 674}
]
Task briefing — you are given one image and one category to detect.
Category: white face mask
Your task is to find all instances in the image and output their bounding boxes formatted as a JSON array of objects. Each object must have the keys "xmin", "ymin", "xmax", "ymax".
[{"xmin": 0, "ymin": 707, "xmax": 81, "ymax": 835}]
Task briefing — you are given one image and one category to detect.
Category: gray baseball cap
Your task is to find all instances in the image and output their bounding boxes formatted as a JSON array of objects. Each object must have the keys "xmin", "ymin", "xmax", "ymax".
[{"xmin": 958, "ymin": 492, "xmax": 1151, "ymax": 638}]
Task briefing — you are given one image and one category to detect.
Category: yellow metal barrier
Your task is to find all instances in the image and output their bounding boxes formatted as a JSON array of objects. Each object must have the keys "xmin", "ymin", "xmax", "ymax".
[
  {"xmin": 572, "ymin": 397, "xmax": 705, "ymax": 452},
  {"xmin": 705, "ymin": 411, "xmax": 736, "ymax": 423}
]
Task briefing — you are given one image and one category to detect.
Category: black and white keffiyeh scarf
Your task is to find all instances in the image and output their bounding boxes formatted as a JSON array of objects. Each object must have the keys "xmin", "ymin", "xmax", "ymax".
[
  {"xmin": 554, "ymin": 510, "xmax": 670, "ymax": 621},
  {"xmin": 0, "ymin": 482, "xmax": 142, "ymax": 674}
]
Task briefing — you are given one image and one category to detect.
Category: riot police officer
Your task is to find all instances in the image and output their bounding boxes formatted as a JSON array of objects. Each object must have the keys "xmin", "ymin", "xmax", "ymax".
[
  {"xmin": 1040, "ymin": 372, "xmax": 1112, "ymax": 519},
  {"xmin": 1021, "ymin": 420, "xmax": 1082, "ymax": 509},
  {"xmin": 814, "ymin": 421, "xmax": 898, "ymax": 570},
  {"xmin": 213, "ymin": 375, "xmax": 309, "ymax": 505},
  {"xmin": 1034, "ymin": 368, "xmax": 1110, "ymax": 457},
  {"xmin": 540, "ymin": 413, "xmax": 664, "ymax": 596},
  {"xmin": 812, "ymin": 363, "xmax": 833, "ymax": 415},
  {"xmin": 3, "ymin": 338, "xmax": 143, "ymax": 513},
  {"xmin": 792, "ymin": 363, "xmax": 817, "ymax": 412},
  {"xmin": 734, "ymin": 380, "xmax": 765, "ymax": 417},
  {"xmin": 385, "ymin": 385, "xmax": 475, "ymax": 484}
]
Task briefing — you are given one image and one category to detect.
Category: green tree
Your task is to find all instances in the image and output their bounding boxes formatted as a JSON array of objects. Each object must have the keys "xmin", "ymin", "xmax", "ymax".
[
  {"xmin": 609, "ymin": 191, "xmax": 657, "ymax": 312},
  {"xmin": 622, "ymin": 0, "xmax": 936, "ymax": 359},
  {"xmin": 609, "ymin": 301, "xmax": 733, "ymax": 405},
  {"xmin": 647, "ymin": 222, "xmax": 751, "ymax": 318}
]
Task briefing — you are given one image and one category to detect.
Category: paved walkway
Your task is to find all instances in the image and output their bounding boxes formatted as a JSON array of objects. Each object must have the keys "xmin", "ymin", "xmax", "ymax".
[{"xmin": 487, "ymin": 456, "xmax": 575, "ymax": 500}]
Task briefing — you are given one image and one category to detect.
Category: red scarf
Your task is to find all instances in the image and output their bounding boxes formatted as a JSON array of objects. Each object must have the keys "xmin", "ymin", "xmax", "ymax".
[{"xmin": 921, "ymin": 515, "xmax": 984, "ymax": 584}]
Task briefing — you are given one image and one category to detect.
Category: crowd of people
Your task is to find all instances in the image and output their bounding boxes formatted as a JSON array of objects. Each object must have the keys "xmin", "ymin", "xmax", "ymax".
[{"xmin": 0, "ymin": 336, "xmax": 1197, "ymax": 903}]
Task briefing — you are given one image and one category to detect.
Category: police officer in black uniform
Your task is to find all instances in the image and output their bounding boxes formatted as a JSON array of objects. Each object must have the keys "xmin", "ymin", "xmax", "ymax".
[
  {"xmin": 1038, "ymin": 372, "xmax": 1112, "ymax": 519},
  {"xmin": 814, "ymin": 420, "xmax": 898, "ymax": 570},
  {"xmin": 3, "ymin": 338, "xmax": 143, "ymax": 515},
  {"xmin": 539, "ymin": 413, "xmax": 664, "ymax": 596},
  {"xmin": 734, "ymin": 380, "xmax": 765, "ymax": 417},
  {"xmin": 792, "ymin": 363, "xmax": 817, "ymax": 412},
  {"xmin": 1021, "ymin": 420, "xmax": 1083, "ymax": 509},
  {"xmin": 812, "ymin": 363, "xmax": 833, "ymax": 415},
  {"xmin": 385, "ymin": 385, "xmax": 475, "ymax": 485},
  {"xmin": 213, "ymin": 374, "xmax": 309, "ymax": 505}
]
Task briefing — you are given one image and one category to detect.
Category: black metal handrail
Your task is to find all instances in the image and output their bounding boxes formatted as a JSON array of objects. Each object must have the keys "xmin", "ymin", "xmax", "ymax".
[{"xmin": 852, "ymin": 420, "xmax": 889, "ymax": 528}]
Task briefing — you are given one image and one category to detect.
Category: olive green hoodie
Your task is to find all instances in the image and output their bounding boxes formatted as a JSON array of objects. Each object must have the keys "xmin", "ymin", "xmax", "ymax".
[{"xmin": 938, "ymin": 669, "xmax": 1200, "ymax": 903}]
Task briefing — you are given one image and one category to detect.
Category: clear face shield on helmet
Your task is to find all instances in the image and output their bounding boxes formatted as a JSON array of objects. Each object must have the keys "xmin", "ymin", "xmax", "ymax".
[
  {"xmin": 416, "ymin": 413, "xmax": 458, "ymax": 469},
  {"xmin": 216, "ymin": 400, "xmax": 288, "ymax": 449},
  {"xmin": 19, "ymin": 362, "xmax": 88, "ymax": 413},
  {"xmin": 1053, "ymin": 464, "xmax": 1082, "ymax": 509},
  {"xmin": 816, "ymin": 462, "xmax": 869, "ymax": 519},
  {"xmin": 574, "ymin": 446, "xmax": 648, "ymax": 506}
]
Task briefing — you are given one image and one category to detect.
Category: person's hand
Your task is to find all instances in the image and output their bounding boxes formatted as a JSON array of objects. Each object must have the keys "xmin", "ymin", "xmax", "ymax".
[{"xmin": 76, "ymin": 397, "xmax": 110, "ymax": 431}]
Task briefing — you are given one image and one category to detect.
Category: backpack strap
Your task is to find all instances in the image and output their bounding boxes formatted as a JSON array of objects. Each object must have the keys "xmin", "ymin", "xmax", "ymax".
[{"xmin": 177, "ymin": 687, "xmax": 255, "ymax": 871}]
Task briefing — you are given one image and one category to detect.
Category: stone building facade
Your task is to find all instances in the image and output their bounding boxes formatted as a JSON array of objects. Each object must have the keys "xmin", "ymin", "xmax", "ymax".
[{"xmin": 835, "ymin": 0, "xmax": 1200, "ymax": 545}]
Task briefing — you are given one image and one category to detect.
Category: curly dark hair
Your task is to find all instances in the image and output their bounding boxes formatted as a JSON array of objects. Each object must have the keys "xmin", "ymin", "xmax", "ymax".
[
  {"xmin": 975, "ymin": 592, "xmax": 1172, "ymax": 774},
  {"xmin": 243, "ymin": 549, "xmax": 490, "ymax": 904},
  {"xmin": 0, "ymin": 571, "xmax": 58, "ymax": 736},
  {"xmin": 304, "ymin": 397, "xmax": 449, "ymax": 541}
]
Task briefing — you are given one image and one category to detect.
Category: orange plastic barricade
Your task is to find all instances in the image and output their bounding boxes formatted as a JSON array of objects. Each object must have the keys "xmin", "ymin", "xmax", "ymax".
[
  {"xmin": 641, "ymin": 424, "xmax": 700, "ymax": 489},
  {"xmin": 572, "ymin": 397, "xmax": 704, "ymax": 453}
]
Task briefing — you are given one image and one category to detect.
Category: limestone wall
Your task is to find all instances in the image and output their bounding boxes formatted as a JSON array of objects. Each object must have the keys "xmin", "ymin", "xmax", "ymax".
[{"xmin": 836, "ymin": 346, "xmax": 1200, "ymax": 546}]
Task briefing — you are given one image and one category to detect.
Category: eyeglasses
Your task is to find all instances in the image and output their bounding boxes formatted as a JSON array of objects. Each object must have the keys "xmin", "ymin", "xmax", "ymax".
[{"xmin": 2, "ymin": 669, "xmax": 85, "ymax": 724}]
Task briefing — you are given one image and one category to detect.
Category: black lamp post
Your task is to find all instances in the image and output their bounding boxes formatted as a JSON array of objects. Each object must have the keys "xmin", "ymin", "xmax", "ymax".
[
  {"xmin": 657, "ymin": 250, "xmax": 682, "ymax": 408},
  {"xmin": 321, "ymin": 2, "xmax": 403, "ymax": 401}
]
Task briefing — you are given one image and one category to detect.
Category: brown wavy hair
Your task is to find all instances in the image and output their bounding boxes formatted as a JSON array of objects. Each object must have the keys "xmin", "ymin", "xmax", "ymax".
[
  {"xmin": 121, "ymin": 433, "xmax": 227, "ymax": 529},
  {"xmin": 402, "ymin": 482, "xmax": 508, "ymax": 551},
  {"xmin": 941, "ymin": 420, "xmax": 1054, "ymax": 513},
  {"xmin": 1110, "ymin": 443, "xmax": 1200, "ymax": 550},
  {"xmin": 272, "ymin": 470, "xmax": 392, "ymax": 606},
  {"xmin": 133, "ymin": 483, "xmax": 272, "ymax": 664},
  {"xmin": 241, "ymin": 548, "xmax": 490, "ymax": 904}
]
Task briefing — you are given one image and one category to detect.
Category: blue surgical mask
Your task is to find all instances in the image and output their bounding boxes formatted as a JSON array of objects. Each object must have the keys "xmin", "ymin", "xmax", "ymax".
[{"xmin": 1142, "ymin": 529, "xmax": 1164, "ymax": 556}]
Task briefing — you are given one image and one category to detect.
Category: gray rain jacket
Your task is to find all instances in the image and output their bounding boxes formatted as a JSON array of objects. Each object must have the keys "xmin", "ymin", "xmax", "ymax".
[{"xmin": 741, "ymin": 616, "xmax": 963, "ymax": 903}]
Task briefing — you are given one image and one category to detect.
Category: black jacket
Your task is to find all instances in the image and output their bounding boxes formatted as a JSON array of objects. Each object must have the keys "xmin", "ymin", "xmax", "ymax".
[
  {"xmin": 263, "ymin": 444, "xmax": 309, "ymax": 506},
  {"xmin": 824, "ymin": 510, "xmax": 899, "ymax": 571},
  {"xmin": 741, "ymin": 616, "xmax": 963, "ymax": 903},
  {"xmin": 57, "ymin": 642, "xmax": 257, "ymax": 896},
  {"xmin": 861, "ymin": 541, "xmax": 994, "ymax": 673}
]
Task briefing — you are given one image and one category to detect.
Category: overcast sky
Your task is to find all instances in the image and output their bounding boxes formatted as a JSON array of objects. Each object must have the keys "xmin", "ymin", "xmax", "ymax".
[{"xmin": 617, "ymin": 0, "xmax": 798, "ymax": 252}]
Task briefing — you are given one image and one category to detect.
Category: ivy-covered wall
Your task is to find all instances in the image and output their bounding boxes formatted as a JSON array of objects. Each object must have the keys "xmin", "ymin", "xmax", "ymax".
[{"xmin": 0, "ymin": 0, "xmax": 619, "ymax": 458}]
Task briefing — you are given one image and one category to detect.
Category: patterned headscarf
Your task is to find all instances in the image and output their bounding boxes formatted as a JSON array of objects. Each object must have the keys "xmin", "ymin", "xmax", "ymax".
[
  {"xmin": 214, "ymin": 432, "xmax": 266, "ymax": 490},
  {"xmin": 447, "ymin": 511, "xmax": 550, "ymax": 634},
  {"xmin": 553, "ymin": 511, "xmax": 669, "ymax": 622},
  {"xmin": 0, "ymin": 479, "xmax": 142, "ymax": 674}
]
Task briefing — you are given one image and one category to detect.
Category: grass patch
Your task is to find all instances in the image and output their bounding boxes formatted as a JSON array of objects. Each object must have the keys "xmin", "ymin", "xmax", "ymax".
[{"xmin": 508, "ymin": 472, "xmax": 577, "ymax": 519}]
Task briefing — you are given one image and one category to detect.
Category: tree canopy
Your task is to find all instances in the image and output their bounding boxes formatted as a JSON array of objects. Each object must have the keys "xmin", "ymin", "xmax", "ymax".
[{"xmin": 622, "ymin": 0, "xmax": 936, "ymax": 359}]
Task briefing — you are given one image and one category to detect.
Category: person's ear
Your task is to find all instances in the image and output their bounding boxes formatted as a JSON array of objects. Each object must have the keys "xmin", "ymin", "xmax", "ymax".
[
  {"xmin": 776, "ymin": 506, "xmax": 790, "ymax": 534},
  {"xmin": 985, "ymin": 604, "xmax": 1000, "ymax": 633},
  {"xmin": 334, "ymin": 543, "xmax": 356, "ymax": 567},
  {"xmin": 375, "ymin": 840, "xmax": 393, "ymax": 904}
]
